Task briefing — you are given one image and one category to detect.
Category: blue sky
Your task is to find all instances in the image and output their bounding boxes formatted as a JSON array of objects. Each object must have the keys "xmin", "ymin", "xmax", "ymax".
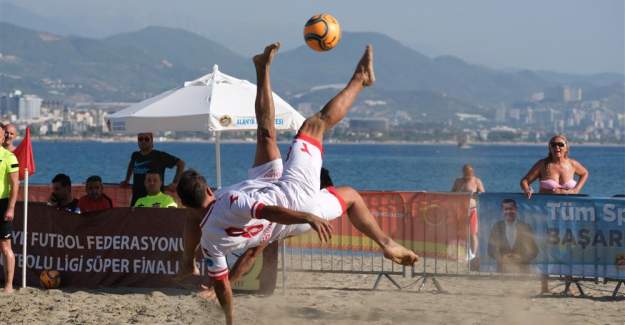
[{"xmin": 3, "ymin": 0, "xmax": 624, "ymax": 74}]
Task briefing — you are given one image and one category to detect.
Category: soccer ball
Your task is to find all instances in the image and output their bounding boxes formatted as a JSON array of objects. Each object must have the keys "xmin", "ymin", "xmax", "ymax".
[
  {"xmin": 304, "ymin": 13, "xmax": 341, "ymax": 51},
  {"xmin": 40, "ymin": 269, "xmax": 61, "ymax": 289}
]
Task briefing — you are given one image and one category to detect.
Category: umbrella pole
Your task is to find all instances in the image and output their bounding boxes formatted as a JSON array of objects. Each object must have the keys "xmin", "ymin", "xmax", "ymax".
[{"xmin": 215, "ymin": 131, "xmax": 222, "ymax": 189}]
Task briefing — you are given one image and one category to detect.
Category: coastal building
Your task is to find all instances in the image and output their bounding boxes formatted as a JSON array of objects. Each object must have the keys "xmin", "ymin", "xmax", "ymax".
[
  {"xmin": 0, "ymin": 90, "xmax": 21, "ymax": 116},
  {"xmin": 18, "ymin": 94, "xmax": 43, "ymax": 120}
]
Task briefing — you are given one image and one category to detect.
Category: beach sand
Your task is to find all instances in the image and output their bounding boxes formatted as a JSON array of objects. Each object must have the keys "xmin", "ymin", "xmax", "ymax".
[{"xmin": 1, "ymin": 272, "xmax": 623, "ymax": 324}]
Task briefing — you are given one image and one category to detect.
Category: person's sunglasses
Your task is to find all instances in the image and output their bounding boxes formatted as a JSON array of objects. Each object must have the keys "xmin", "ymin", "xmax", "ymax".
[
  {"xmin": 138, "ymin": 136, "xmax": 152, "ymax": 142},
  {"xmin": 550, "ymin": 142, "xmax": 566, "ymax": 148}
]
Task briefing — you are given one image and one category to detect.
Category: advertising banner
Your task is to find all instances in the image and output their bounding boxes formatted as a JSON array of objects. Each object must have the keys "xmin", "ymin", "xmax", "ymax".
[
  {"xmin": 478, "ymin": 193, "xmax": 625, "ymax": 279},
  {"xmin": 0, "ymin": 203, "xmax": 269, "ymax": 289},
  {"xmin": 286, "ymin": 192, "xmax": 471, "ymax": 260}
]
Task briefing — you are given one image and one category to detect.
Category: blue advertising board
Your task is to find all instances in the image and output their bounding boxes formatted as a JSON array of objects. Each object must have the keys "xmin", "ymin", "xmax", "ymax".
[{"xmin": 478, "ymin": 193, "xmax": 625, "ymax": 279}]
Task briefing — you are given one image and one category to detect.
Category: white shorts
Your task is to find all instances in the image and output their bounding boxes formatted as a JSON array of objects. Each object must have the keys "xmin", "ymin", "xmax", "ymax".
[
  {"xmin": 249, "ymin": 157, "xmax": 346, "ymax": 241},
  {"xmin": 275, "ymin": 133, "xmax": 323, "ymax": 211},
  {"xmin": 277, "ymin": 187, "xmax": 346, "ymax": 240}
]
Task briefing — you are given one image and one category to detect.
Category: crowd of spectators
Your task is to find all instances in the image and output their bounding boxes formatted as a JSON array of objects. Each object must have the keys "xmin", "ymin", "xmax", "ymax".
[{"xmin": 42, "ymin": 132, "xmax": 184, "ymax": 214}]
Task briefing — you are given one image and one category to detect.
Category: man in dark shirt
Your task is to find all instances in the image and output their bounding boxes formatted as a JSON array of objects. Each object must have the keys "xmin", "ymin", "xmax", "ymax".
[
  {"xmin": 121, "ymin": 132, "xmax": 185, "ymax": 206},
  {"xmin": 49, "ymin": 173, "xmax": 80, "ymax": 214}
]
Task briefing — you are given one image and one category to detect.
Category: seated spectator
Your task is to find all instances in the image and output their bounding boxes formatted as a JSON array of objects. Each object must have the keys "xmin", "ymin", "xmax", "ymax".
[
  {"xmin": 49, "ymin": 173, "xmax": 80, "ymax": 213},
  {"xmin": 134, "ymin": 170, "xmax": 178, "ymax": 208},
  {"xmin": 78, "ymin": 175, "xmax": 113, "ymax": 213}
]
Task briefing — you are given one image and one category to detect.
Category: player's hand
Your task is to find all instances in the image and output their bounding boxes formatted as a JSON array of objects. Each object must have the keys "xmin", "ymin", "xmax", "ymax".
[
  {"xmin": 4, "ymin": 207, "xmax": 14, "ymax": 221},
  {"xmin": 306, "ymin": 214, "xmax": 333, "ymax": 243}
]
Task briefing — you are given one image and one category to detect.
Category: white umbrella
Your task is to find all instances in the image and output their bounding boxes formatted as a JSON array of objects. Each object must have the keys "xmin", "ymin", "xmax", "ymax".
[{"xmin": 108, "ymin": 65, "xmax": 305, "ymax": 188}]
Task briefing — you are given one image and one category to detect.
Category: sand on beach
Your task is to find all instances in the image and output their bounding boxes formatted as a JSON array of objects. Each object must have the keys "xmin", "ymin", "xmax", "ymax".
[{"xmin": 1, "ymin": 271, "xmax": 623, "ymax": 325}]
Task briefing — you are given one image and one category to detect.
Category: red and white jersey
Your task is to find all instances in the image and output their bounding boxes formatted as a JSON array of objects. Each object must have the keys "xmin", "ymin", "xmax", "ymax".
[
  {"xmin": 199, "ymin": 133, "xmax": 342, "ymax": 280},
  {"xmin": 199, "ymin": 185, "xmax": 276, "ymax": 280}
]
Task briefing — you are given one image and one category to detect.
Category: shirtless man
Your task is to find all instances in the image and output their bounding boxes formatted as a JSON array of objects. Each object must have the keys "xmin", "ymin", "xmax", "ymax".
[
  {"xmin": 176, "ymin": 43, "xmax": 418, "ymax": 324},
  {"xmin": 451, "ymin": 164, "xmax": 484, "ymax": 264}
]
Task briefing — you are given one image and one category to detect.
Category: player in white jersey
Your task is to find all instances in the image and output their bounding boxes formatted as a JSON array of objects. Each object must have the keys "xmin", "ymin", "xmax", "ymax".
[{"xmin": 176, "ymin": 43, "xmax": 418, "ymax": 325}]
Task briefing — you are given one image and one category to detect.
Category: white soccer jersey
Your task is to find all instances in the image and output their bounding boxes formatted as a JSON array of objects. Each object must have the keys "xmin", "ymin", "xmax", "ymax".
[{"xmin": 199, "ymin": 188, "xmax": 276, "ymax": 280}]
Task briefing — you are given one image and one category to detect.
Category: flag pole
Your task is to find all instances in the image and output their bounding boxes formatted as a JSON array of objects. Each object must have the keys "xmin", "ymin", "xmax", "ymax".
[{"xmin": 21, "ymin": 168, "xmax": 28, "ymax": 288}]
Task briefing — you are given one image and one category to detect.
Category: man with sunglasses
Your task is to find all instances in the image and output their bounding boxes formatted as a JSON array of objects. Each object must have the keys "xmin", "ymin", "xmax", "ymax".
[{"xmin": 121, "ymin": 132, "xmax": 185, "ymax": 206}]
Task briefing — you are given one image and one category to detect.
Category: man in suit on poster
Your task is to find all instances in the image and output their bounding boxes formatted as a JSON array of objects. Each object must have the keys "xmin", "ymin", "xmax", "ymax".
[{"xmin": 487, "ymin": 198, "xmax": 538, "ymax": 273}]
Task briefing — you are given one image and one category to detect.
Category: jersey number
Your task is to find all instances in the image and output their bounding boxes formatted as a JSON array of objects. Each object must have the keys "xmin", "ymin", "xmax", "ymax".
[{"xmin": 225, "ymin": 225, "xmax": 264, "ymax": 238}]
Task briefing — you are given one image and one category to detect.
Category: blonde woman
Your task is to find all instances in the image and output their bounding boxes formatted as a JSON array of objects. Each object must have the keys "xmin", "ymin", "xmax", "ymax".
[
  {"xmin": 521, "ymin": 135, "xmax": 589, "ymax": 198},
  {"xmin": 519, "ymin": 134, "xmax": 589, "ymax": 294}
]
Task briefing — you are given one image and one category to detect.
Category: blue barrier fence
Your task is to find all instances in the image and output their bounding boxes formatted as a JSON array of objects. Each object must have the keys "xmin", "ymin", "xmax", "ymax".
[{"xmin": 478, "ymin": 193, "xmax": 625, "ymax": 280}]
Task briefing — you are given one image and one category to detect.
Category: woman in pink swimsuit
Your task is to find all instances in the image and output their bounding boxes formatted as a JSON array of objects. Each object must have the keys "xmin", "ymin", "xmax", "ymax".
[
  {"xmin": 520, "ymin": 135, "xmax": 589, "ymax": 198},
  {"xmin": 519, "ymin": 134, "xmax": 589, "ymax": 294}
]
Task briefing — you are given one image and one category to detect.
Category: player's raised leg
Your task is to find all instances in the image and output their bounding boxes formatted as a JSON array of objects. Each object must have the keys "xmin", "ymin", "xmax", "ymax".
[
  {"xmin": 252, "ymin": 42, "xmax": 282, "ymax": 167},
  {"xmin": 334, "ymin": 187, "xmax": 418, "ymax": 266},
  {"xmin": 279, "ymin": 45, "xmax": 375, "ymax": 207},
  {"xmin": 297, "ymin": 44, "xmax": 375, "ymax": 142}
]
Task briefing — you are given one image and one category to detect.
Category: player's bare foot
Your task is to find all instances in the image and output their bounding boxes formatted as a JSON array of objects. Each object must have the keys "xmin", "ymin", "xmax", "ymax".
[
  {"xmin": 352, "ymin": 45, "xmax": 375, "ymax": 87},
  {"xmin": 2, "ymin": 286, "xmax": 14, "ymax": 294},
  {"xmin": 173, "ymin": 272, "xmax": 202, "ymax": 290},
  {"xmin": 382, "ymin": 240, "xmax": 419, "ymax": 266},
  {"xmin": 253, "ymin": 42, "xmax": 281, "ymax": 68},
  {"xmin": 197, "ymin": 285, "xmax": 217, "ymax": 301}
]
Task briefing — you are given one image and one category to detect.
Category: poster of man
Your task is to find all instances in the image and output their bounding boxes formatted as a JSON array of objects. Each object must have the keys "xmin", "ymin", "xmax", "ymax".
[{"xmin": 486, "ymin": 198, "xmax": 538, "ymax": 273}]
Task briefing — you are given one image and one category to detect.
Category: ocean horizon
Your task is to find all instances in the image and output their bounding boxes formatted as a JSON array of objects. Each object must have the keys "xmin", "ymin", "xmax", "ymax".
[{"xmin": 29, "ymin": 141, "xmax": 625, "ymax": 198}]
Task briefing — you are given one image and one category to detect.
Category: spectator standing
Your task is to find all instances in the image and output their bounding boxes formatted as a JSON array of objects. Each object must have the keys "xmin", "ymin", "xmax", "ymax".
[
  {"xmin": 520, "ymin": 134, "xmax": 589, "ymax": 294},
  {"xmin": 49, "ymin": 174, "xmax": 80, "ymax": 213},
  {"xmin": 451, "ymin": 163, "xmax": 484, "ymax": 266},
  {"xmin": 78, "ymin": 175, "xmax": 113, "ymax": 213},
  {"xmin": 134, "ymin": 170, "xmax": 178, "ymax": 208},
  {"xmin": 520, "ymin": 135, "xmax": 588, "ymax": 198},
  {"xmin": 0, "ymin": 127, "xmax": 19, "ymax": 293},
  {"xmin": 121, "ymin": 132, "xmax": 185, "ymax": 206}
]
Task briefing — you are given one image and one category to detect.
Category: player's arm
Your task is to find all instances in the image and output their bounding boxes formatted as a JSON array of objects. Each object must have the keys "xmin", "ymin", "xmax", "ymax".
[
  {"xmin": 213, "ymin": 276, "xmax": 234, "ymax": 325},
  {"xmin": 229, "ymin": 245, "xmax": 266, "ymax": 283},
  {"xmin": 204, "ymin": 252, "xmax": 233, "ymax": 324},
  {"xmin": 4, "ymin": 171, "xmax": 19, "ymax": 221},
  {"xmin": 259, "ymin": 205, "xmax": 333, "ymax": 242}
]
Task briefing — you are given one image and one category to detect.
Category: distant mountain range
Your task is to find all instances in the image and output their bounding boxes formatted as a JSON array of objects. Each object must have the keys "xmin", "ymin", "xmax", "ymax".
[{"xmin": 0, "ymin": 21, "xmax": 623, "ymax": 119}]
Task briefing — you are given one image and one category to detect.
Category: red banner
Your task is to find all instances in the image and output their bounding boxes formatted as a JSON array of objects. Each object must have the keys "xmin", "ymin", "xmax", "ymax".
[{"xmin": 286, "ymin": 192, "xmax": 471, "ymax": 260}]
